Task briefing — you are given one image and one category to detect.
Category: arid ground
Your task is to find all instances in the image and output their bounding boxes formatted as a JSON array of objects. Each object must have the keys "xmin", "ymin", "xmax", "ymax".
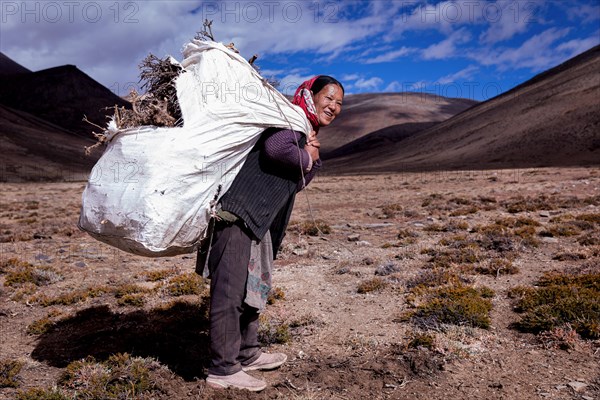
[{"xmin": 1, "ymin": 167, "xmax": 599, "ymax": 400}]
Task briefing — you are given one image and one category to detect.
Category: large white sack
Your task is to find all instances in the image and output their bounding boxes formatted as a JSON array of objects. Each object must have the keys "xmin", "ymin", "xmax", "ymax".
[{"xmin": 78, "ymin": 40, "xmax": 311, "ymax": 257}]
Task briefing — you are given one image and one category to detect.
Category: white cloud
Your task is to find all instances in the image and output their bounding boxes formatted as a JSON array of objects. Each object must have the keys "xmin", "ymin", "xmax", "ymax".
[
  {"xmin": 364, "ymin": 47, "xmax": 415, "ymax": 64},
  {"xmin": 566, "ymin": 3, "xmax": 600, "ymax": 24},
  {"xmin": 354, "ymin": 77, "xmax": 384, "ymax": 91},
  {"xmin": 0, "ymin": 1, "xmax": 388, "ymax": 92},
  {"xmin": 384, "ymin": 81, "xmax": 403, "ymax": 92},
  {"xmin": 276, "ymin": 72, "xmax": 315, "ymax": 95},
  {"xmin": 556, "ymin": 36, "xmax": 600, "ymax": 56},
  {"xmin": 390, "ymin": 0, "xmax": 489, "ymax": 38},
  {"xmin": 422, "ymin": 29, "xmax": 471, "ymax": 60},
  {"xmin": 437, "ymin": 65, "xmax": 480, "ymax": 84},
  {"xmin": 341, "ymin": 74, "xmax": 361, "ymax": 81},
  {"xmin": 473, "ymin": 27, "xmax": 575, "ymax": 71},
  {"xmin": 479, "ymin": 1, "xmax": 544, "ymax": 44}
]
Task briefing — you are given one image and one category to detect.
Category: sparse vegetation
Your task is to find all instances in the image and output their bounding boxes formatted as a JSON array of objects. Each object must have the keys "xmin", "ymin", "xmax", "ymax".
[
  {"xmin": 407, "ymin": 332, "xmax": 436, "ymax": 350},
  {"xmin": 380, "ymin": 203, "xmax": 403, "ymax": 218},
  {"xmin": 16, "ymin": 388, "xmax": 69, "ymax": 400},
  {"xmin": 357, "ymin": 277, "xmax": 387, "ymax": 293},
  {"xmin": 166, "ymin": 273, "xmax": 205, "ymax": 296},
  {"xmin": 539, "ymin": 222, "xmax": 582, "ymax": 237},
  {"xmin": 144, "ymin": 269, "xmax": 175, "ymax": 282},
  {"xmin": 27, "ymin": 317, "xmax": 55, "ymax": 335},
  {"xmin": 538, "ymin": 324, "xmax": 580, "ymax": 350},
  {"xmin": 116, "ymin": 294, "xmax": 146, "ymax": 307},
  {"xmin": 297, "ymin": 219, "xmax": 332, "ymax": 236},
  {"xmin": 34, "ymin": 286, "xmax": 109, "ymax": 307},
  {"xmin": 578, "ymin": 232, "xmax": 600, "ymax": 246},
  {"xmin": 112, "ymin": 283, "xmax": 153, "ymax": 298},
  {"xmin": 0, "ymin": 359, "xmax": 23, "ymax": 388},
  {"xmin": 474, "ymin": 259, "xmax": 519, "ymax": 276},
  {"xmin": 258, "ymin": 315, "xmax": 291, "ymax": 345},
  {"xmin": 16, "ymin": 387, "xmax": 69, "ymax": 400},
  {"xmin": 1, "ymin": 170, "xmax": 599, "ymax": 398},
  {"xmin": 427, "ymin": 247, "xmax": 482, "ymax": 269},
  {"xmin": 58, "ymin": 353, "xmax": 166, "ymax": 399},
  {"xmin": 406, "ymin": 269, "xmax": 463, "ymax": 293},
  {"xmin": 1, "ymin": 258, "xmax": 63, "ymax": 287},
  {"xmin": 404, "ymin": 284, "xmax": 494, "ymax": 330},
  {"xmin": 267, "ymin": 287, "xmax": 286, "ymax": 305},
  {"xmin": 509, "ymin": 272, "xmax": 600, "ymax": 339}
]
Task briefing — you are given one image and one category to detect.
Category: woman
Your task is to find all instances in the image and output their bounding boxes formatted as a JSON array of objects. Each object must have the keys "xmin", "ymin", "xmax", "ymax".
[{"xmin": 203, "ymin": 75, "xmax": 344, "ymax": 391}]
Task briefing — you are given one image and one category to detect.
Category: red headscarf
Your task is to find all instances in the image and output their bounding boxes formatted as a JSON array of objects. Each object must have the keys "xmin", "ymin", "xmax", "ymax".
[{"xmin": 292, "ymin": 75, "xmax": 321, "ymax": 133}]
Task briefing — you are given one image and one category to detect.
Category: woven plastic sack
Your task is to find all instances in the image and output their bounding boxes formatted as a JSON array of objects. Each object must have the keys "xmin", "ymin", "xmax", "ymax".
[{"xmin": 78, "ymin": 40, "xmax": 311, "ymax": 257}]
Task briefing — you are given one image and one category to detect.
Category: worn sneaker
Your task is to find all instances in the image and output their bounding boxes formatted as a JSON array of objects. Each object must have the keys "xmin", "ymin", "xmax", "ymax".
[
  {"xmin": 206, "ymin": 370, "xmax": 267, "ymax": 392},
  {"xmin": 242, "ymin": 352, "xmax": 288, "ymax": 371}
]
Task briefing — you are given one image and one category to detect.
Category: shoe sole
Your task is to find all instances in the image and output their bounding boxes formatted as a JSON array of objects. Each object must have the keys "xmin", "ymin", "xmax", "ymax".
[{"xmin": 206, "ymin": 378, "xmax": 266, "ymax": 392}]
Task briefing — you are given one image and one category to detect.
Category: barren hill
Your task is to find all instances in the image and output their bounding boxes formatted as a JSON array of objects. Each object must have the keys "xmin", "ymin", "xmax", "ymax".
[
  {"xmin": 0, "ymin": 52, "xmax": 31, "ymax": 75},
  {"xmin": 0, "ymin": 64, "xmax": 129, "ymax": 137},
  {"xmin": 0, "ymin": 104, "xmax": 96, "ymax": 182},
  {"xmin": 325, "ymin": 45, "xmax": 600, "ymax": 174},
  {"xmin": 320, "ymin": 93, "xmax": 477, "ymax": 154}
]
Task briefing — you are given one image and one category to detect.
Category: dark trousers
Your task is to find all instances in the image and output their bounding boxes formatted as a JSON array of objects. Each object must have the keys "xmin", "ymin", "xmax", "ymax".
[{"xmin": 207, "ymin": 221, "xmax": 261, "ymax": 376}]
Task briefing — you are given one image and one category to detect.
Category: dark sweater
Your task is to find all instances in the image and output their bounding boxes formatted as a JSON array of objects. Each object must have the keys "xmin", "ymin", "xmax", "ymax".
[{"xmin": 219, "ymin": 128, "xmax": 320, "ymax": 256}]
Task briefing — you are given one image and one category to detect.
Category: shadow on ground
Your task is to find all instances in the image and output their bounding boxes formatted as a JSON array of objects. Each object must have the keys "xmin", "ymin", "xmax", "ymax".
[{"xmin": 31, "ymin": 301, "xmax": 210, "ymax": 380}]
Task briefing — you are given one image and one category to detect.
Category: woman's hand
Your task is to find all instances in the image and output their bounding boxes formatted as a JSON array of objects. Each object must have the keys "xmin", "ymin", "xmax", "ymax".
[{"xmin": 306, "ymin": 131, "xmax": 320, "ymax": 161}]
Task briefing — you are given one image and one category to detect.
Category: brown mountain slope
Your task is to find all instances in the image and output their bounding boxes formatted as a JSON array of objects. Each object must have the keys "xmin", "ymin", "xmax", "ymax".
[
  {"xmin": 325, "ymin": 45, "xmax": 600, "ymax": 174},
  {"xmin": 0, "ymin": 52, "xmax": 31, "ymax": 75},
  {"xmin": 0, "ymin": 104, "xmax": 97, "ymax": 182},
  {"xmin": 319, "ymin": 93, "xmax": 477, "ymax": 155},
  {"xmin": 0, "ymin": 64, "xmax": 129, "ymax": 137}
]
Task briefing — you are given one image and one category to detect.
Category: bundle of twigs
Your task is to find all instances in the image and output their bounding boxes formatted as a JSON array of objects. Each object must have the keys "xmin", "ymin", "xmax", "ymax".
[
  {"xmin": 114, "ymin": 54, "xmax": 184, "ymax": 129},
  {"xmin": 85, "ymin": 20, "xmax": 277, "ymax": 155}
]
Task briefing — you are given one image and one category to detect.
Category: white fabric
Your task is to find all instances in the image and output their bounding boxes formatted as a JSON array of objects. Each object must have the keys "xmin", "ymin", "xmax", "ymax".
[{"xmin": 78, "ymin": 40, "xmax": 311, "ymax": 257}]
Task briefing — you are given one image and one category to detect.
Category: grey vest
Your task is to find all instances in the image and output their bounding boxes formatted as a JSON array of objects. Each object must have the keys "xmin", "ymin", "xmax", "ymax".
[{"xmin": 219, "ymin": 129, "xmax": 306, "ymax": 257}]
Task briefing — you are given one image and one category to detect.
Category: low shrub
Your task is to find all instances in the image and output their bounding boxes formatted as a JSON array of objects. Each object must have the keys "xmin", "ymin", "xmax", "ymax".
[
  {"xmin": 474, "ymin": 259, "xmax": 519, "ymax": 276},
  {"xmin": 267, "ymin": 287, "xmax": 286, "ymax": 305},
  {"xmin": 0, "ymin": 359, "xmax": 23, "ymax": 388},
  {"xmin": 357, "ymin": 277, "xmax": 387, "ymax": 293},
  {"xmin": 166, "ymin": 273, "xmax": 205, "ymax": 296},
  {"xmin": 59, "ymin": 353, "xmax": 164, "ymax": 398},
  {"xmin": 404, "ymin": 284, "xmax": 494, "ymax": 330},
  {"xmin": 16, "ymin": 388, "xmax": 69, "ymax": 400},
  {"xmin": 258, "ymin": 316, "xmax": 291, "ymax": 345},
  {"xmin": 35, "ymin": 286, "xmax": 108, "ymax": 307},
  {"xmin": 508, "ymin": 272, "xmax": 600, "ymax": 339}
]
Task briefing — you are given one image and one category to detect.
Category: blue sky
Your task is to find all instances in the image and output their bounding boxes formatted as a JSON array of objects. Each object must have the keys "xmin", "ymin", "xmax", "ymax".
[{"xmin": 1, "ymin": 0, "xmax": 599, "ymax": 101}]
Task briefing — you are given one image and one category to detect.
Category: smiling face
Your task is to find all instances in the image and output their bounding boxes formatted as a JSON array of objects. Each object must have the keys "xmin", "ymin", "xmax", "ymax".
[{"xmin": 312, "ymin": 84, "xmax": 343, "ymax": 127}]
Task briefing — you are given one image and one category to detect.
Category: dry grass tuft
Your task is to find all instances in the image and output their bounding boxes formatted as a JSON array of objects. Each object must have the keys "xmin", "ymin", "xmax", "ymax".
[
  {"xmin": 58, "ymin": 353, "xmax": 167, "ymax": 399},
  {"xmin": 427, "ymin": 247, "xmax": 482, "ymax": 269},
  {"xmin": 357, "ymin": 277, "xmax": 388, "ymax": 293},
  {"xmin": 538, "ymin": 324, "xmax": 580, "ymax": 350},
  {"xmin": 296, "ymin": 219, "xmax": 332, "ymax": 236},
  {"xmin": 0, "ymin": 359, "xmax": 23, "ymax": 388},
  {"xmin": 380, "ymin": 203, "xmax": 403, "ymax": 218},
  {"xmin": 539, "ymin": 222, "xmax": 582, "ymax": 237},
  {"xmin": 407, "ymin": 331, "xmax": 436, "ymax": 350},
  {"xmin": 509, "ymin": 272, "xmax": 600, "ymax": 339},
  {"xmin": 1, "ymin": 258, "xmax": 63, "ymax": 287},
  {"xmin": 403, "ymin": 284, "xmax": 494, "ymax": 330},
  {"xmin": 474, "ymin": 259, "xmax": 519, "ymax": 276},
  {"xmin": 34, "ymin": 286, "xmax": 109, "ymax": 307},
  {"xmin": 166, "ymin": 273, "xmax": 205, "ymax": 296},
  {"xmin": 258, "ymin": 315, "xmax": 291, "ymax": 345},
  {"xmin": 267, "ymin": 287, "xmax": 286, "ymax": 305},
  {"xmin": 406, "ymin": 269, "xmax": 463, "ymax": 292},
  {"xmin": 16, "ymin": 387, "xmax": 69, "ymax": 400},
  {"xmin": 144, "ymin": 269, "xmax": 176, "ymax": 282}
]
